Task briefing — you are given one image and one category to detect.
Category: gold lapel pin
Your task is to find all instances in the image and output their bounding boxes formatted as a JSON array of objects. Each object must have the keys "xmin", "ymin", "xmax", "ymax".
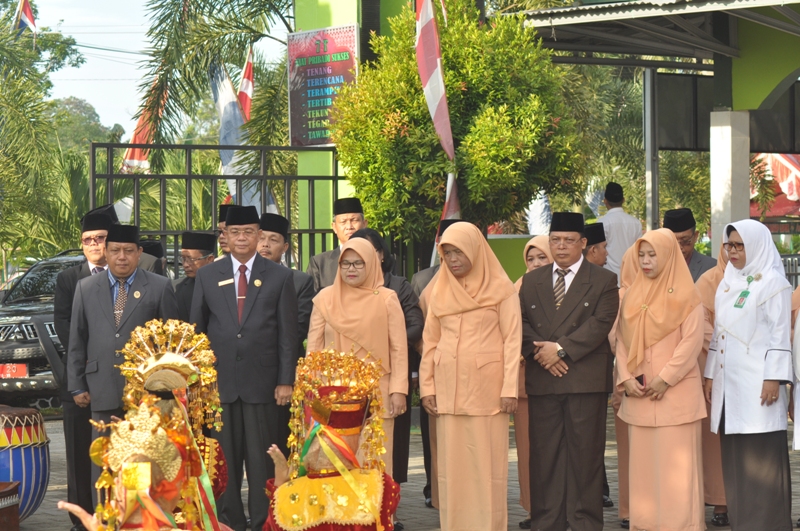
[
  {"xmin": 133, "ymin": 291, "xmax": 141, "ymax": 299},
  {"xmin": 254, "ymin": 279, "xmax": 262, "ymax": 287}
]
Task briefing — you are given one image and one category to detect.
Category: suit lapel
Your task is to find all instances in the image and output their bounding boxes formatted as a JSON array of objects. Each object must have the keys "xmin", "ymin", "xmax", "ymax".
[
  {"xmin": 118, "ymin": 269, "xmax": 147, "ymax": 330},
  {"xmin": 79, "ymin": 262, "xmax": 91, "ymax": 280},
  {"xmin": 239, "ymin": 255, "xmax": 266, "ymax": 328},
  {"xmin": 93, "ymin": 272, "xmax": 116, "ymax": 329},
  {"xmin": 550, "ymin": 260, "xmax": 592, "ymax": 331},
  {"xmin": 218, "ymin": 256, "xmax": 239, "ymax": 325}
]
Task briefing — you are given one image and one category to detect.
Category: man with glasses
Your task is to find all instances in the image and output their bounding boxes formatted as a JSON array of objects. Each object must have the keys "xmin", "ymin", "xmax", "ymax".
[
  {"xmin": 54, "ymin": 207, "xmax": 115, "ymax": 531},
  {"xmin": 67, "ymin": 223, "xmax": 179, "ymax": 503},
  {"xmin": 191, "ymin": 205, "xmax": 298, "ymax": 531},
  {"xmin": 174, "ymin": 231, "xmax": 216, "ymax": 322},
  {"xmin": 306, "ymin": 197, "xmax": 367, "ymax": 291},
  {"xmin": 216, "ymin": 204, "xmax": 233, "ymax": 258},
  {"xmin": 663, "ymin": 208, "xmax": 716, "ymax": 282},
  {"xmin": 519, "ymin": 212, "xmax": 618, "ymax": 531}
]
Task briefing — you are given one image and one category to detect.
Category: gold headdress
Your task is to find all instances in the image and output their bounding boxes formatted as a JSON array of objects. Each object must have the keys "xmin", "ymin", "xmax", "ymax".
[
  {"xmin": 118, "ymin": 319, "xmax": 222, "ymax": 437},
  {"xmin": 288, "ymin": 349, "xmax": 386, "ymax": 479}
]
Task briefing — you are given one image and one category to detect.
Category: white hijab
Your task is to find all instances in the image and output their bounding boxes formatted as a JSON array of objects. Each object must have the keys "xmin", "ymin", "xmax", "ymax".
[{"xmin": 715, "ymin": 219, "xmax": 789, "ymax": 345}]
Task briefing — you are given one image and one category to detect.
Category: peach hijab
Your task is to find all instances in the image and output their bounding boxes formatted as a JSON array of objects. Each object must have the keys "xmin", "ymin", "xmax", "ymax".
[
  {"xmin": 312, "ymin": 237, "xmax": 394, "ymax": 356},
  {"xmin": 619, "ymin": 229, "xmax": 701, "ymax": 373},
  {"xmin": 514, "ymin": 235, "xmax": 553, "ymax": 290},
  {"xmin": 430, "ymin": 223, "xmax": 516, "ymax": 318},
  {"xmin": 696, "ymin": 244, "xmax": 729, "ymax": 314}
]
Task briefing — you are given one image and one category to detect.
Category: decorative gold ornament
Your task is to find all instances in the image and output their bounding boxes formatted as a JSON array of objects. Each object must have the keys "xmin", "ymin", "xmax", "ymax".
[
  {"xmin": 118, "ymin": 319, "xmax": 222, "ymax": 438},
  {"xmin": 254, "ymin": 279, "xmax": 262, "ymax": 287},
  {"xmin": 133, "ymin": 291, "xmax": 141, "ymax": 299}
]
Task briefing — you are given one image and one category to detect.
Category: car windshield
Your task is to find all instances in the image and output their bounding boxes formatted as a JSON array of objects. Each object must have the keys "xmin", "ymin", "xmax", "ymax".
[{"xmin": 4, "ymin": 260, "xmax": 79, "ymax": 304}]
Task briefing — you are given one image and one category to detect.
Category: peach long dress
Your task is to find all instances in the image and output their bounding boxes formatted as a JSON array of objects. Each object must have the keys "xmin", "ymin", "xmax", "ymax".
[
  {"xmin": 616, "ymin": 230, "xmax": 706, "ymax": 531},
  {"xmin": 307, "ymin": 238, "xmax": 408, "ymax": 476},
  {"xmin": 420, "ymin": 223, "xmax": 521, "ymax": 531}
]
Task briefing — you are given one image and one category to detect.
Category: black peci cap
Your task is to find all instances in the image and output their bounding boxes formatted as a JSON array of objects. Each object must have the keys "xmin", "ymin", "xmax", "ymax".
[
  {"xmin": 225, "ymin": 205, "xmax": 260, "ymax": 226},
  {"xmin": 259, "ymin": 213, "xmax": 290, "ymax": 240},
  {"xmin": 106, "ymin": 224, "xmax": 140, "ymax": 245},
  {"xmin": 550, "ymin": 212, "xmax": 585, "ymax": 233},
  {"xmin": 82, "ymin": 204, "xmax": 120, "ymax": 225},
  {"xmin": 333, "ymin": 197, "xmax": 363, "ymax": 216},
  {"xmin": 80, "ymin": 213, "xmax": 114, "ymax": 233},
  {"xmin": 218, "ymin": 204, "xmax": 234, "ymax": 224},
  {"xmin": 663, "ymin": 208, "xmax": 696, "ymax": 233},
  {"xmin": 584, "ymin": 223, "xmax": 606, "ymax": 246},
  {"xmin": 181, "ymin": 231, "xmax": 216, "ymax": 251},
  {"xmin": 604, "ymin": 182, "xmax": 624, "ymax": 203},
  {"xmin": 140, "ymin": 239, "xmax": 164, "ymax": 259}
]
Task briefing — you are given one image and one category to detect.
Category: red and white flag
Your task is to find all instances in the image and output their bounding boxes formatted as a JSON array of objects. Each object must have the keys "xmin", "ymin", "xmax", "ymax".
[
  {"xmin": 415, "ymin": 0, "xmax": 454, "ymax": 160},
  {"xmin": 121, "ymin": 113, "xmax": 152, "ymax": 172},
  {"xmin": 238, "ymin": 47, "xmax": 254, "ymax": 122},
  {"xmin": 14, "ymin": 0, "xmax": 37, "ymax": 34}
]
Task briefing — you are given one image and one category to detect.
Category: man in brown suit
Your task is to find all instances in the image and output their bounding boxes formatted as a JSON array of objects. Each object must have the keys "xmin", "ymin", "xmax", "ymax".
[{"xmin": 520, "ymin": 212, "xmax": 619, "ymax": 531}]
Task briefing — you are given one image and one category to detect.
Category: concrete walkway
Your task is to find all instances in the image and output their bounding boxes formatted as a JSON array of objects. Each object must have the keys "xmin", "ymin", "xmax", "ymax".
[{"xmin": 18, "ymin": 408, "xmax": 759, "ymax": 530}]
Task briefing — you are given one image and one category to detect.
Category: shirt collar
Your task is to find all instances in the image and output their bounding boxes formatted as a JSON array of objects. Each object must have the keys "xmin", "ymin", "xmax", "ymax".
[
  {"xmin": 107, "ymin": 268, "xmax": 137, "ymax": 286},
  {"xmin": 231, "ymin": 253, "xmax": 257, "ymax": 273},
  {"xmin": 87, "ymin": 261, "xmax": 106, "ymax": 271}
]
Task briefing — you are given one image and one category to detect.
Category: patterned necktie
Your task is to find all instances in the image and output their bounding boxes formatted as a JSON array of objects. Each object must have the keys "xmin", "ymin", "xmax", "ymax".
[
  {"xmin": 237, "ymin": 264, "xmax": 248, "ymax": 323},
  {"xmin": 114, "ymin": 278, "xmax": 128, "ymax": 327},
  {"xmin": 554, "ymin": 269, "xmax": 568, "ymax": 310},
  {"xmin": 91, "ymin": 266, "xmax": 103, "ymax": 275}
]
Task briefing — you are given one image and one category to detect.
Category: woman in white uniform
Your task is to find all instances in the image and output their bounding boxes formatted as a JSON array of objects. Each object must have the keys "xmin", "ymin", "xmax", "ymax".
[{"xmin": 704, "ymin": 219, "xmax": 793, "ymax": 531}]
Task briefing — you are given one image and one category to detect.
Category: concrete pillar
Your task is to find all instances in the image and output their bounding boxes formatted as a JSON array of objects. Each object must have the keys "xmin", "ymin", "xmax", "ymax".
[
  {"xmin": 710, "ymin": 110, "xmax": 750, "ymax": 252},
  {"xmin": 644, "ymin": 69, "xmax": 659, "ymax": 231}
]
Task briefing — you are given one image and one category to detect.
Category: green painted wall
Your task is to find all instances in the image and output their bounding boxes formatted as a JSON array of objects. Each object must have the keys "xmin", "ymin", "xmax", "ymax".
[
  {"xmin": 732, "ymin": 10, "xmax": 800, "ymax": 111},
  {"xmin": 488, "ymin": 236, "xmax": 530, "ymax": 282},
  {"xmin": 294, "ymin": 0, "xmax": 359, "ymax": 31},
  {"xmin": 380, "ymin": 0, "xmax": 406, "ymax": 37}
]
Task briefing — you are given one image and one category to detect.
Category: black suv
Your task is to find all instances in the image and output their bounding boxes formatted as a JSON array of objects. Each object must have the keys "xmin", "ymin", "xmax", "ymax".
[{"xmin": 0, "ymin": 252, "xmax": 84, "ymax": 406}]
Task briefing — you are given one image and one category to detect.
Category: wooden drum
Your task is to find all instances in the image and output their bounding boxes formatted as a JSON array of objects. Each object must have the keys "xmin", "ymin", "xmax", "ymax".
[{"xmin": 0, "ymin": 406, "xmax": 50, "ymax": 521}]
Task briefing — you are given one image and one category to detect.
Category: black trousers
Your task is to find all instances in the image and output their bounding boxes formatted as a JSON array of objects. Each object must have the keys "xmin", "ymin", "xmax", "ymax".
[
  {"xmin": 419, "ymin": 402, "xmax": 432, "ymax": 498},
  {"xmin": 90, "ymin": 407, "xmax": 125, "ymax": 507},
  {"xmin": 528, "ymin": 393, "xmax": 607, "ymax": 531},
  {"xmin": 63, "ymin": 401, "xmax": 93, "ymax": 525},
  {"xmin": 218, "ymin": 399, "xmax": 280, "ymax": 531},
  {"xmin": 392, "ymin": 391, "xmax": 413, "ymax": 483}
]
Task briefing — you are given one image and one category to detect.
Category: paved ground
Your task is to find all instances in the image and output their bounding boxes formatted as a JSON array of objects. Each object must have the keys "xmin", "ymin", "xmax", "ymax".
[{"xmin": 20, "ymin": 407, "xmax": 779, "ymax": 530}]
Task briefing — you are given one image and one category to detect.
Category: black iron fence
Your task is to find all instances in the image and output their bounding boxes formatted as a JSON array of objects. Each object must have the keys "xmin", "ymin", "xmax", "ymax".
[
  {"xmin": 782, "ymin": 255, "xmax": 800, "ymax": 289},
  {"xmin": 90, "ymin": 143, "xmax": 344, "ymax": 277}
]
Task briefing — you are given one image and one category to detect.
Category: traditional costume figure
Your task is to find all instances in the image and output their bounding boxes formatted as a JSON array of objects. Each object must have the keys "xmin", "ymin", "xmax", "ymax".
[
  {"xmin": 706, "ymin": 220, "xmax": 793, "ymax": 531},
  {"xmin": 616, "ymin": 229, "xmax": 706, "ymax": 531},
  {"xmin": 420, "ymin": 222, "xmax": 521, "ymax": 531},
  {"xmin": 307, "ymin": 238, "xmax": 408, "ymax": 476},
  {"xmin": 694, "ymin": 245, "xmax": 729, "ymax": 525},
  {"xmin": 512, "ymin": 236, "xmax": 552, "ymax": 529},
  {"xmin": 264, "ymin": 349, "xmax": 401, "ymax": 531}
]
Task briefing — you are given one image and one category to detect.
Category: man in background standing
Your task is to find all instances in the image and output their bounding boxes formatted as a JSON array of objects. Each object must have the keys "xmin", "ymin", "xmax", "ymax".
[
  {"xmin": 53, "ymin": 208, "xmax": 114, "ymax": 531},
  {"xmin": 663, "ymin": 208, "xmax": 716, "ymax": 282},
  {"xmin": 584, "ymin": 223, "xmax": 609, "ymax": 268},
  {"xmin": 597, "ymin": 182, "xmax": 641, "ymax": 280},
  {"xmin": 306, "ymin": 197, "xmax": 366, "ymax": 291},
  {"xmin": 174, "ymin": 231, "xmax": 216, "ymax": 322}
]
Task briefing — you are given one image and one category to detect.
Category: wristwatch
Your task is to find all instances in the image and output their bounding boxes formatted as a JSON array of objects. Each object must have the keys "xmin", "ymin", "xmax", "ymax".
[{"xmin": 556, "ymin": 343, "xmax": 567, "ymax": 359}]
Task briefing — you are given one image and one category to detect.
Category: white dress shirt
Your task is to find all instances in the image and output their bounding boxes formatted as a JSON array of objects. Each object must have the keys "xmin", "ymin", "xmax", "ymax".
[
  {"xmin": 231, "ymin": 253, "xmax": 257, "ymax": 298},
  {"xmin": 597, "ymin": 207, "xmax": 642, "ymax": 281},
  {"xmin": 552, "ymin": 254, "xmax": 584, "ymax": 294}
]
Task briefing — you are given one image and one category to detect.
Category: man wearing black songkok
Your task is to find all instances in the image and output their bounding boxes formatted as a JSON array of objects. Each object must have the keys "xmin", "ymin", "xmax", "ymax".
[
  {"xmin": 174, "ymin": 231, "xmax": 216, "ymax": 322},
  {"xmin": 306, "ymin": 197, "xmax": 367, "ymax": 291},
  {"xmin": 663, "ymin": 208, "xmax": 716, "ymax": 282}
]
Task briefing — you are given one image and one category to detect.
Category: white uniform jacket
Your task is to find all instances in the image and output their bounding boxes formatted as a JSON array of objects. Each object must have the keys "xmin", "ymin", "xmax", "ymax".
[{"xmin": 705, "ymin": 288, "xmax": 793, "ymax": 434}]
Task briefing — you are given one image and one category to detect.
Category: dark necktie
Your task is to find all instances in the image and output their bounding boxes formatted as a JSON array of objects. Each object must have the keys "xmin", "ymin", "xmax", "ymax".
[
  {"xmin": 114, "ymin": 278, "xmax": 128, "ymax": 327},
  {"xmin": 91, "ymin": 266, "xmax": 103, "ymax": 275},
  {"xmin": 237, "ymin": 264, "xmax": 248, "ymax": 323},
  {"xmin": 554, "ymin": 269, "xmax": 568, "ymax": 310}
]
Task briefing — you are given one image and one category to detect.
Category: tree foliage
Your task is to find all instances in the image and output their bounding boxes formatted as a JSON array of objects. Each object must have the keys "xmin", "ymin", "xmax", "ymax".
[{"xmin": 331, "ymin": 0, "xmax": 580, "ymax": 242}]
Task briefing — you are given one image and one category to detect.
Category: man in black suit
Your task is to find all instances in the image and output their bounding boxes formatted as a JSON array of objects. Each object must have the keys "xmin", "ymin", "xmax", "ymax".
[
  {"xmin": 53, "ymin": 208, "xmax": 114, "ymax": 531},
  {"xmin": 174, "ymin": 232, "xmax": 216, "ymax": 322},
  {"xmin": 190, "ymin": 206, "xmax": 299, "ymax": 531},
  {"xmin": 67, "ymin": 224, "xmax": 179, "ymax": 498},
  {"xmin": 663, "ymin": 208, "xmax": 716, "ymax": 282},
  {"xmin": 520, "ymin": 212, "xmax": 619, "ymax": 531},
  {"xmin": 306, "ymin": 197, "xmax": 366, "ymax": 291}
]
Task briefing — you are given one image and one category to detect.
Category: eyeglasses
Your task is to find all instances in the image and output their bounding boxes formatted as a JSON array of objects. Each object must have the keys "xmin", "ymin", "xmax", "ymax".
[
  {"xmin": 81, "ymin": 235, "xmax": 107, "ymax": 245},
  {"xmin": 181, "ymin": 254, "xmax": 213, "ymax": 264},
  {"xmin": 227, "ymin": 228, "xmax": 258, "ymax": 238},
  {"xmin": 340, "ymin": 260, "xmax": 366, "ymax": 270},
  {"xmin": 677, "ymin": 237, "xmax": 695, "ymax": 247},
  {"xmin": 723, "ymin": 242, "xmax": 745, "ymax": 252}
]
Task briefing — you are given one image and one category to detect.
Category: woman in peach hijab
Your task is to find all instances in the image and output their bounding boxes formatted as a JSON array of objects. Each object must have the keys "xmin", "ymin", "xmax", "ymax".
[
  {"xmin": 513, "ymin": 236, "xmax": 552, "ymax": 529},
  {"xmin": 616, "ymin": 229, "xmax": 706, "ymax": 531},
  {"xmin": 307, "ymin": 237, "xmax": 409, "ymax": 476},
  {"xmin": 419, "ymin": 222, "xmax": 522, "ymax": 531},
  {"xmin": 695, "ymin": 244, "xmax": 729, "ymax": 526}
]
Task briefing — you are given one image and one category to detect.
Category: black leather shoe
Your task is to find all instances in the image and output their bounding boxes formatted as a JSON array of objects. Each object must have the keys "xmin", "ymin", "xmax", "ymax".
[
  {"xmin": 246, "ymin": 518, "xmax": 252, "ymax": 529},
  {"xmin": 519, "ymin": 518, "xmax": 532, "ymax": 529},
  {"xmin": 71, "ymin": 525, "xmax": 88, "ymax": 531},
  {"xmin": 425, "ymin": 496, "xmax": 433, "ymax": 508},
  {"xmin": 603, "ymin": 495, "xmax": 614, "ymax": 508},
  {"xmin": 620, "ymin": 518, "xmax": 630, "ymax": 529},
  {"xmin": 393, "ymin": 522, "xmax": 405, "ymax": 530},
  {"xmin": 711, "ymin": 513, "xmax": 729, "ymax": 527}
]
